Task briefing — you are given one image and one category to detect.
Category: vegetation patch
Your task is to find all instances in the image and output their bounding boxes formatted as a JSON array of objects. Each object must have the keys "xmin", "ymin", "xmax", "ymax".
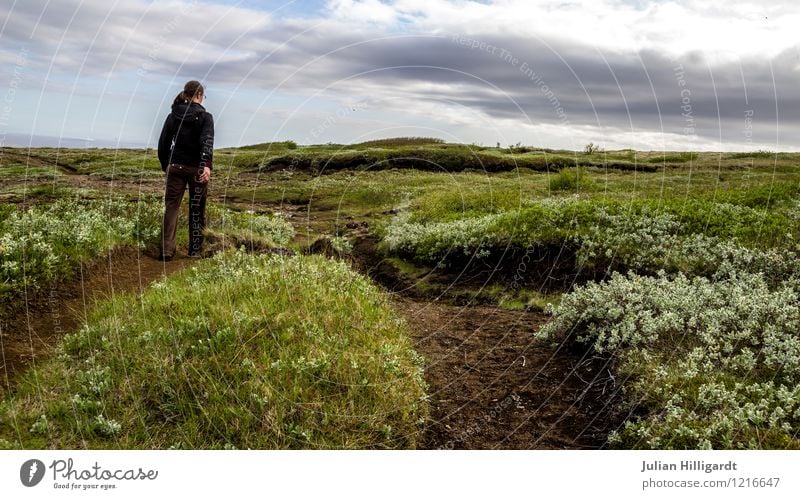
[
  {"xmin": 0, "ymin": 196, "xmax": 161, "ymax": 302},
  {"xmin": 257, "ymin": 145, "xmax": 653, "ymax": 174},
  {"xmin": 380, "ymin": 196, "xmax": 796, "ymax": 280},
  {"xmin": 647, "ymin": 152, "xmax": 699, "ymax": 163},
  {"xmin": 350, "ymin": 137, "xmax": 445, "ymax": 147},
  {"xmin": 0, "ymin": 250, "xmax": 428, "ymax": 449},
  {"xmin": 202, "ymin": 206, "xmax": 295, "ymax": 253},
  {"xmin": 0, "ymin": 192, "xmax": 296, "ymax": 305},
  {"xmin": 548, "ymin": 167, "xmax": 594, "ymax": 192},
  {"xmin": 537, "ymin": 266, "xmax": 800, "ymax": 449}
]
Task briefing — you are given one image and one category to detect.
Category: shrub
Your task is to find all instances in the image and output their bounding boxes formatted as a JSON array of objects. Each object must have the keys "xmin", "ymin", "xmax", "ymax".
[
  {"xmin": 383, "ymin": 213, "xmax": 500, "ymax": 263},
  {"xmin": 382, "ymin": 196, "xmax": 797, "ymax": 277},
  {"xmin": 537, "ymin": 269, "xmax": 800, "ymax": 449},
  {"xmin": 584, "ymin": 142, "xmax": 601, "ymax": 154},
  {"xmin": 549, "ymin": 167, "xmax": 593, "ymax": 192},
  {"xmin": 207, "ymin": 206, "xmax": 294, "ymax": 247}
]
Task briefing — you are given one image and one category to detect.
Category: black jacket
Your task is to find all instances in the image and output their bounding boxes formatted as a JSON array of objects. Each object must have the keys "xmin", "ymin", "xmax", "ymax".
[{"xmin": 158, "ymin": 100, "xmax": 214, "ymax": 171}]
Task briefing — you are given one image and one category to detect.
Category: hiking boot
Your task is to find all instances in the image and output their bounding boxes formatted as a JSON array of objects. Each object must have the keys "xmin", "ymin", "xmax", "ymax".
[{"xmin": 157, "ymin": 253, "xmax": 173, "ymax": 262}]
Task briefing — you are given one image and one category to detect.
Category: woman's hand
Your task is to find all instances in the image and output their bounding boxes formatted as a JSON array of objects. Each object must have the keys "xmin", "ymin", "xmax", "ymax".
[{"xmin": 198, "ymin": 166, "xmax": 211, "ymax": 183}]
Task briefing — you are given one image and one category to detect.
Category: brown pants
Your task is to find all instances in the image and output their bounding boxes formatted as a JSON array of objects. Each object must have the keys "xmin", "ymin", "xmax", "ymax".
[{"xmin": 160, "ymin": 163, "xmax": 208, "ymax": 257}]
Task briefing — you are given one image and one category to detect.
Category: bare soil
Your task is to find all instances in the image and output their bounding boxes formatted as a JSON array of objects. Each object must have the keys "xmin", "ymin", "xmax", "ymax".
[{"xmin": 394, "ymin": 297, "xmax": 615, "ymax": 449}]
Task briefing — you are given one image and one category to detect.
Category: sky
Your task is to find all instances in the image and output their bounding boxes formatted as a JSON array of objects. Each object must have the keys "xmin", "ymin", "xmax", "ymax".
[{"xmin": 0, "ymin": 0, "xmax": 798, "ymax": 150}]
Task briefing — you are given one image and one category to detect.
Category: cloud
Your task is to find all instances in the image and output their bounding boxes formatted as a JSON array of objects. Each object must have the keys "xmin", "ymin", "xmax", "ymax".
[
  {"xmin": 2, "ymin": 0, "xmax": 798, "ymax": 149},
  {"xmin": 327, "ymin": 0, "xmax": 399, "ymax": 24},
  {"xmin": 1, "ymin": 0, "xmax": 271, "ymax": 76}
]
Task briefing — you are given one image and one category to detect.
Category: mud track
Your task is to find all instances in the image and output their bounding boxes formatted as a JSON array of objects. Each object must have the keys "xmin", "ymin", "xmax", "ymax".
[
  {"xmin": 349, "ymin": 234, "xmax": 619, "ymax": 449},
  {"xmin": 0, "ymin": 149, "xmax": 79, "ymax": 173},
  {"xmin": 394, "ymin": 298, "xmax": 614, "ymax": 449}
]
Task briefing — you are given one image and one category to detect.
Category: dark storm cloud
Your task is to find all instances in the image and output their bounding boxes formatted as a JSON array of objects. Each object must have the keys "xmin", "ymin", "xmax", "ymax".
[
  {"xmin": 181, "ymin": 27, "xmax": 795, "ymax": 146},
  {"xmin": 300, "ymin": 34, "xmax": 798, "ymax": 146}
]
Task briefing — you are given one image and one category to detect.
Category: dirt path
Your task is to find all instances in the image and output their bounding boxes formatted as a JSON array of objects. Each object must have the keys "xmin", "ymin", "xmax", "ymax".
[
  {"xmin": 0, "ymin": 248, "xmax": 194, "ymax": 392},
  {"xmin": 347, "ymin": 234, "xmax": 616, "ymax": 449},
  {"xmin": 393, "ymin": 297, "xmax": 613, "ymax": 449}
]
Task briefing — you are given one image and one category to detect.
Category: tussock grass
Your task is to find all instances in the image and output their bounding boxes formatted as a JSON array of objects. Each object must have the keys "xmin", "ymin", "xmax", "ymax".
[
  {"xmin": 646, "ymin": 152, "xmax": 698, "ymax": 163},
  {"xmin": 0, "ymin": 251, "xmax": 428, "ymax": 449},
  {"xmin": 548, "ymin": 167, "xmax": 593, "ymax": 192}
]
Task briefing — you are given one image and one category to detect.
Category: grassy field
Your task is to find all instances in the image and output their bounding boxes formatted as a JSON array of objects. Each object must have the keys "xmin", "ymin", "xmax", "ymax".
[{"xmin": 1, "ymin": 140, "xmax": 798, "ymax": 449}]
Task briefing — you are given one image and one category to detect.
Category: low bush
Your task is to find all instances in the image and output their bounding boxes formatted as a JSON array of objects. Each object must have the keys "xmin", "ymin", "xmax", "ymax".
[
  {"xmin": 206, "ymin": 206, "xmax": 294, "ymax": 248},
  {"xmin": 382, "ymin": 196, "xmax": 797, "ymax": 275},
  {"xmin": 0, "ymin": 195, "xmax": 297, "ymax": 303},
  {"xmin": 536, "ymin": 269, "xmax": 800, "ymax": 449}
]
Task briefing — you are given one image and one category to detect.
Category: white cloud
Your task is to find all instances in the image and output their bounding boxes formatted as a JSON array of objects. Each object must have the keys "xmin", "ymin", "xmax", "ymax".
[
  {"xmin": 358, "ymin": 0, "xmax": 800, "ymax": 61},
  {"xmin": 327, "ymin": 0, "xmax": 399, "ymax": 24}
]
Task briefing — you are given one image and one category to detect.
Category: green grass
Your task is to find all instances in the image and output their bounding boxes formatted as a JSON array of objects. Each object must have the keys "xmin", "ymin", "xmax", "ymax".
[
  {"xmin": 0, "ymin": 250, "xmax": 428, "ymax": 449},
  {"xmin": 3, "ymin": 142, "xmax": 800, "ymax": 451},
  {"xmin": 245, "ymin": 143, "xmax": 632, "ymax": 174},
  {"xmin": 726, "ymin": 150, "xmax": 776, "ymax": 159},
  {"xmin": 350, "ymin": 137, "xmax": 444, "ymax": 148},
  {"xmin": 407, "ymin": 187, "xmax": 525, "ymax": 223},
  {"xmin": 0, "ymin": 164, "xmax": 62, "ymax": 179},
  {"xmin": 472, "ymin": 284, "xmax": 561, "ymax": 311},
  {"xmin": 216, "ymin": 148, "xmax": 800, "ymax": 269},
  {"xmin": 230, "ymin": 140, "xmax": 298, "ymax": 151},
  {"xmin": 3, "ymin": 148, "xmax": 163, "ymax": 175}
]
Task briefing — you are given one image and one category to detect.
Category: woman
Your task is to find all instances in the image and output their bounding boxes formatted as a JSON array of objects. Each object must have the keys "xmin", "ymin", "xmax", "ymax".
[{"xmin": 157, "ymin": 80, "xmax": 214, "ymax": 261}]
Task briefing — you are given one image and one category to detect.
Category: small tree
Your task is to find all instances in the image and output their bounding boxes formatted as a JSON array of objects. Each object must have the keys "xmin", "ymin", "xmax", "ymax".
[{"xmin": 583, "ymin": 142, "xmax": 600, "ymax": 154}]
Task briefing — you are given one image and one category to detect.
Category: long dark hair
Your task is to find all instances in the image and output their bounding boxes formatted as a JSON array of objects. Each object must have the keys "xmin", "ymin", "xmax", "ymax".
[{"xmin": 173, "ymin": 80, "xmax": 204, "ymax": 105}]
